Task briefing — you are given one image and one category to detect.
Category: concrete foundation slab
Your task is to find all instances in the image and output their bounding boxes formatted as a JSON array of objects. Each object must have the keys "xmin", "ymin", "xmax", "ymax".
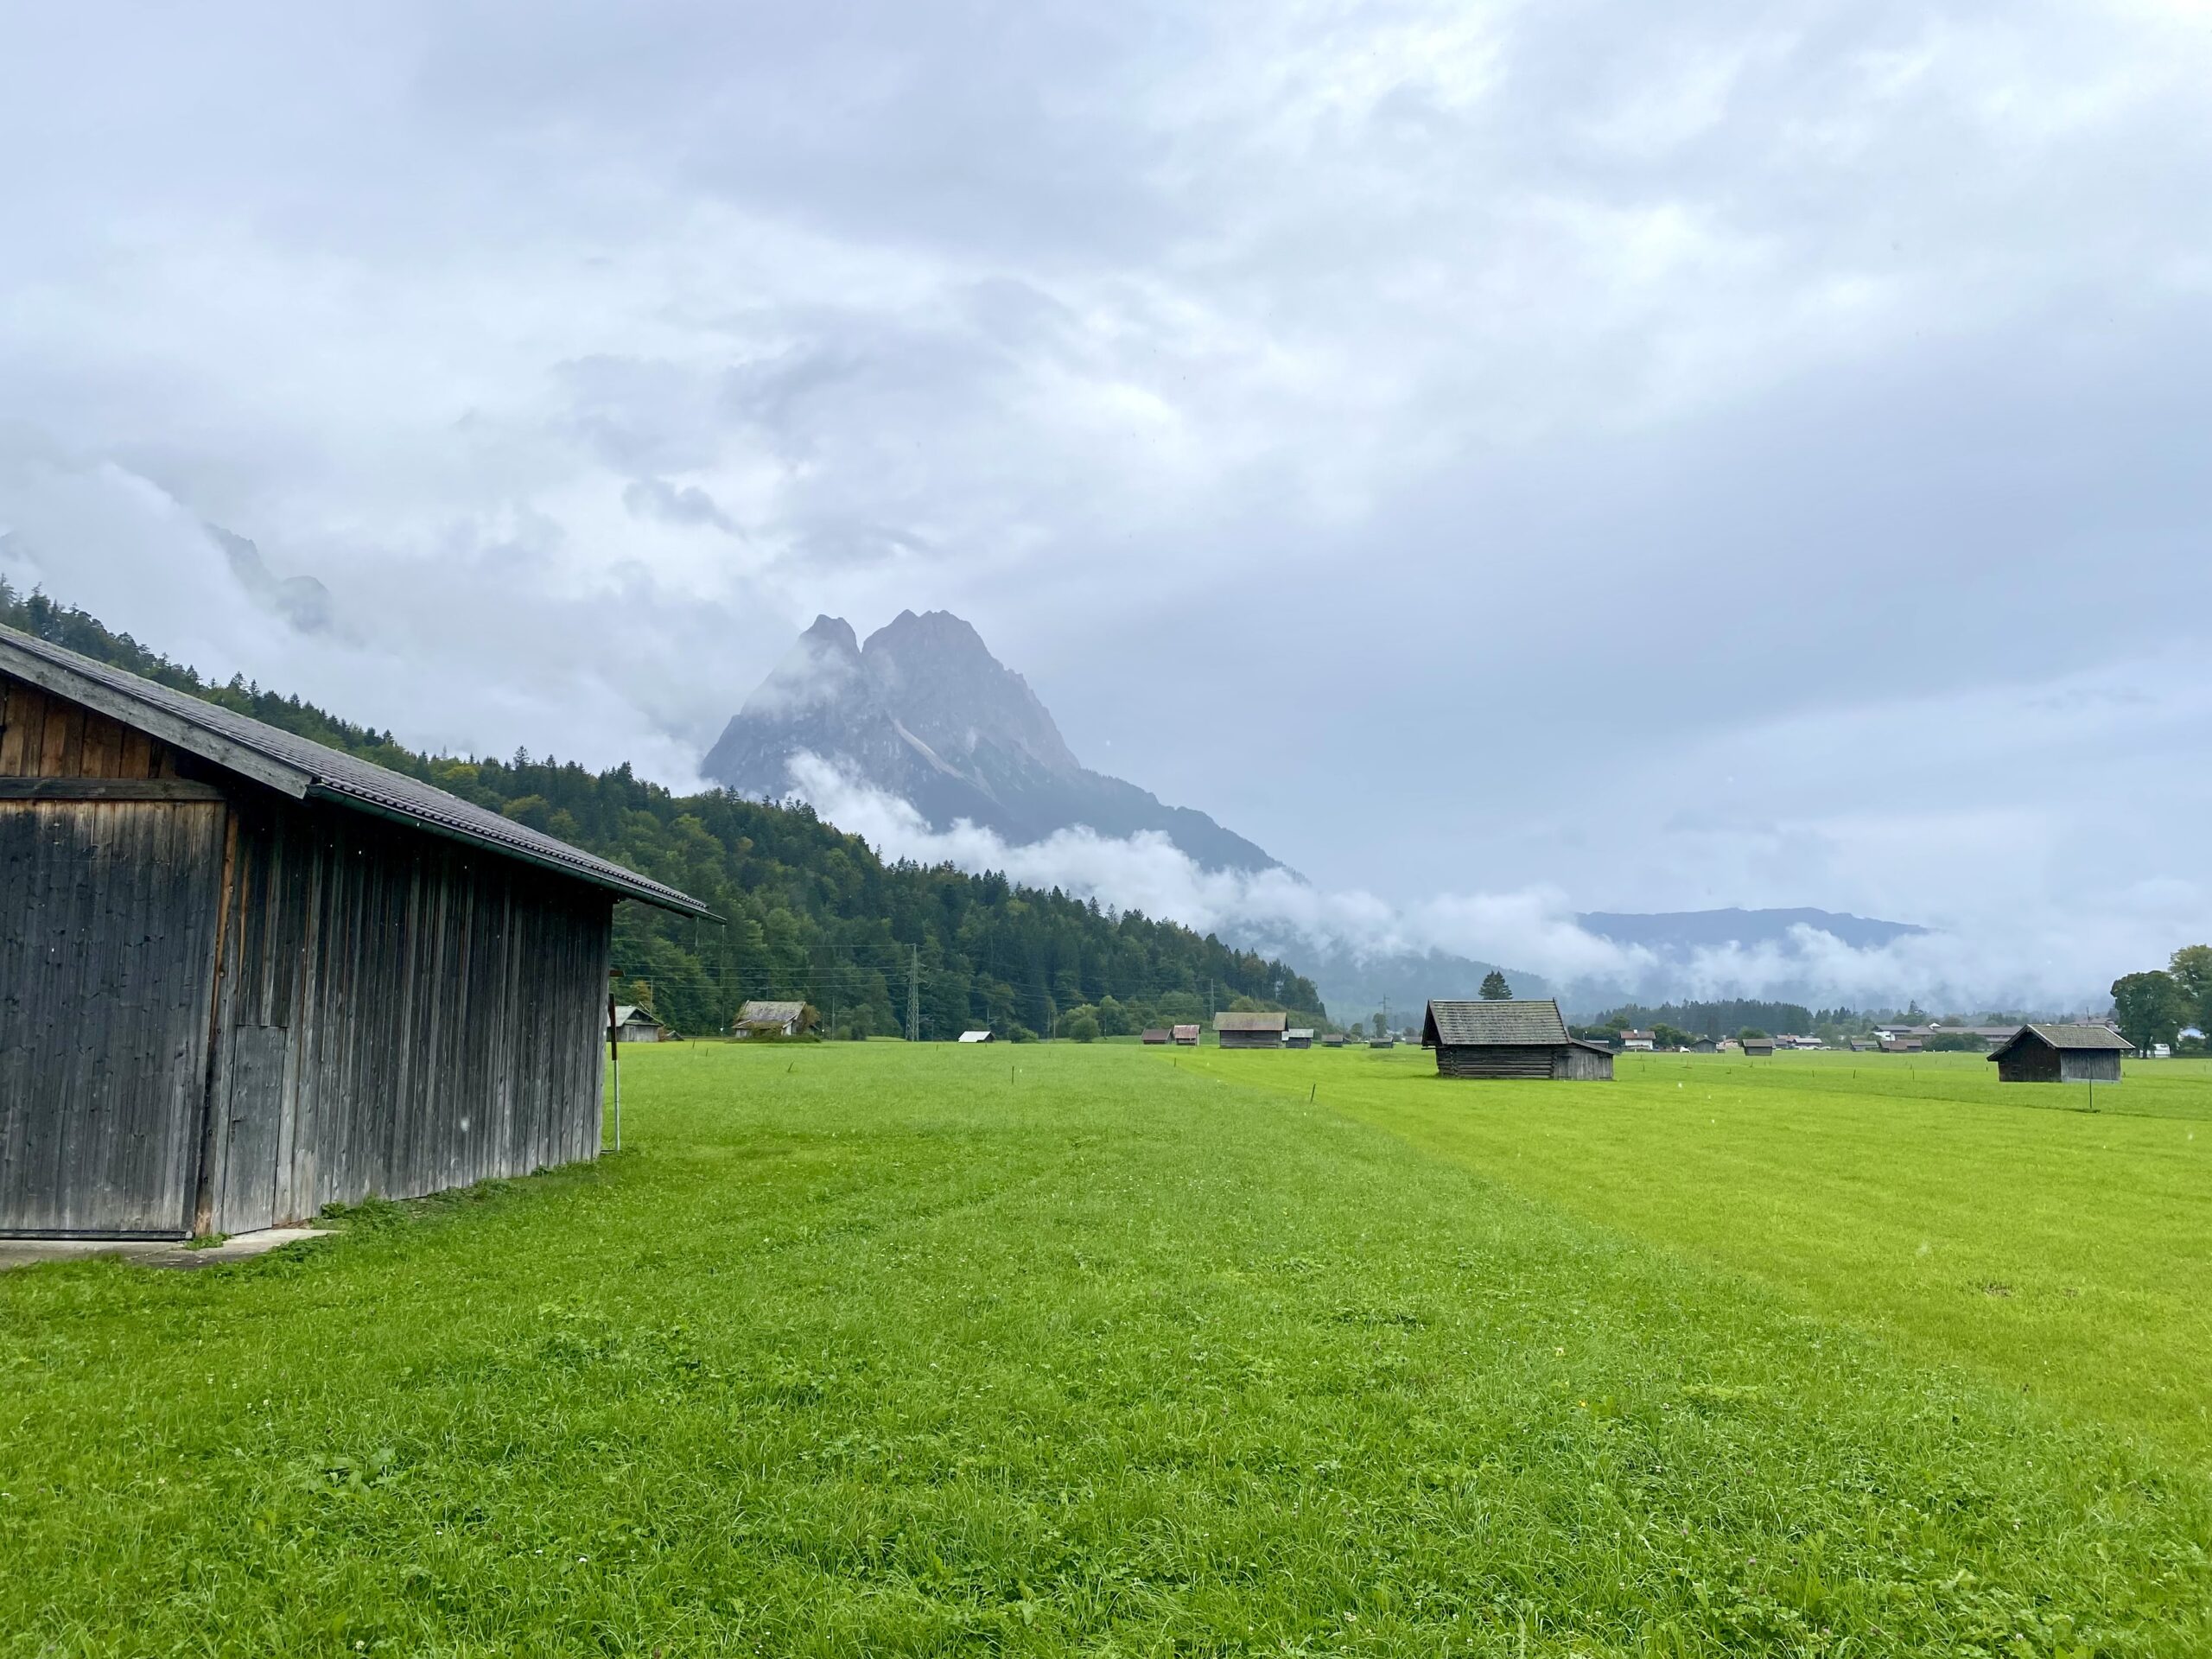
[{"xmin": 0, "ymin": 1227, "xmax": 329, "ymax": 1272}]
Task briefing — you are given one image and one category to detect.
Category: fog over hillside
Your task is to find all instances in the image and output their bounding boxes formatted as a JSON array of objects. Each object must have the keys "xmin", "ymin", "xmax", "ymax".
[{"xmin": 3, "ymin": 1, "xmax": 2206, "ymax": 1009}]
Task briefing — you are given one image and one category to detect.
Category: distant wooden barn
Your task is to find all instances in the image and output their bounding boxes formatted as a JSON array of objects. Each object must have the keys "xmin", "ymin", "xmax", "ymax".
[
  {"xmin": 1215, "ymin": 1011, "xmax": 1288, "ymax": 1049},
  {"xmin": 1988, "ymin": 1024, "xmax": 2130, "ymax": 1084},
  {"xmin": 1741, "ymin": 1038, "xmax": 1776, "ymax": 1057},
  {"xmin": 733, "ymin": 1000, "xmax": 806, "ymax": 1039},
  {"xmin": 1421, "ymin": 1001, "xmax": 1613, "ymax": 1080},
  {"xmin": 0, "ymin": 627, "xmax": 708, "ymax": 1240},
  {"xmin": 1172, "ymin": 1024, "xmax": 1201, "ymax": 1046},
  {"xmin": 1284, "ymin": 1028, "xmax": 1314, "ymax": 1049},
  {"xmin": 1140, "ymin": 1028, "xmax": 1171, "ymax": 1046},
  {"xmin": 957, "ymin": 1029, "xmax": 995, "ymax": 1044},
  {"xmin": 611, "ymin": 1005, "xmax": 666, "ymax": 1043}
]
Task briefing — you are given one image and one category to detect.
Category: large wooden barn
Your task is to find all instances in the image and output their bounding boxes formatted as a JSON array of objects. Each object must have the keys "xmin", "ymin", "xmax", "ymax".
[
  {"xmin": 1987, "ymin": 1024, "xmax": 2131, "ymax": 1084},
  {"xmin": 0, "ymin": 627, "xmax": 708, "ymax": 1240},
  {"xmin": 1421, "ymin": 1000, "xmax": 1614, "ymax": 1079}
]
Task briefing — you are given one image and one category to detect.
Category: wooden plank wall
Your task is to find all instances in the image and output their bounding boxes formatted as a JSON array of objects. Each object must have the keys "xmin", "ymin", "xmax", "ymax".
[
  {"xmin": 1434, "ymin": 1045, "xmax": 1559, "ymax": 1079},
  {"xmin": 2, "ymin": 671, "xmax": 226, "ymax": 1236},
  {"xmin": 205, "ymin": 794, "xmax": 613, "ymax": 1230},
  {"xmin": 0, "ymin": 675, "xmax": 184, "ymax": 780}
]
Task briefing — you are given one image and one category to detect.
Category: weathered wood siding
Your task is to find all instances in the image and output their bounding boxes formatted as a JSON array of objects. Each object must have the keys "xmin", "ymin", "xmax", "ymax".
[
  {"xmin": 1434, "ymin": 1045, "xmax": 1555, "ymax": 1078},
  {"xmin": 201, "ymin": 792, "xmax": 612, "ymax": 1232},
  {"xmin": 1997, "ymin": 1043, "xmax": 2123, "ymax": 1084},
  {"xmin": 1218, "ymin": 1031, "xmax": 1281, "ymax": 1049},
  {"xmin": 0, "ymin": 676, "xmax": 188, "ymax": 780},
  {"xmin": 1433, "ymin": 1043, "xmax": 1612, "ymax": 1080},
  {"xmin": 2060, "ymin": 1051, "xmax": 2124, "ymax": 1084},
  {"xmin": 3, "ymin": 667, "xmax": 615, "ymax": 1237},
  {"xmin": 2, "ymin": 675, "xmax": 223, "ymax": 1235},
  {"xmin": 0, "ymin": 799, "xmax": 228, "ymax": 1235},
  {"xmin": 1556, "ymin": 1044, "xmax": 1614, "ymax": 1081}
]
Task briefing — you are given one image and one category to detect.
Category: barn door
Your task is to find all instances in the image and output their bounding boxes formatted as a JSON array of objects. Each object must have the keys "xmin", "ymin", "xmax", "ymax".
[
  {"xmin": 0, "ymin": 798, "xmax": 228, "ymax": 1236},
  {"xmin": 213, "ymin": 1025, "xmax": 289, "ymax": 1233}
]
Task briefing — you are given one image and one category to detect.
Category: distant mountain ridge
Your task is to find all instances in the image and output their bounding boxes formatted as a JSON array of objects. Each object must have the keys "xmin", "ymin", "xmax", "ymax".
[{"xmin": 703, "ymin": 610, "xmax": 1279, "ymax": 872}]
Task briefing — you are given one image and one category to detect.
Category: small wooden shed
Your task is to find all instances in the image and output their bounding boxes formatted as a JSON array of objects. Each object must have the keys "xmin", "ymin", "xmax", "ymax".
[
  {"xmin": 1741, "ymin": 1037, "xmax": 1776, "ymax": 1057},
  {"xmin": 1284, "ymin": 1028, "xmax": 1314, "ymax": 1049},
  {"xmin": 957, "ymin": 1029, "xmax": 995, "ymax": 1044},
  {"xmin": 733, "ymin": 1000, "xmax": 806, "ymax": 1039},
  {"xmin": 1171, "ymin": 1024, "xmax": 1201, "ymax": 1046},
  {"xmin": 1987, "ymin": 1024, "xmax": 2130, "ymax": 1084},
  {"xmin": 1140, "ymin": 1028, "xmax": 1170, "ymax": 1045},
  {"xmin": 0, "ymin": 626, "xmax": 709, "ymax": 1240},
  {"xmin": 1215, "ymin": 1011, "xmax": 1288, "ymax": 1049},
  {"xmin": 611, "ymin": 1005, "xmax": 666, "ymax": 1043},
  {"xmin": 1421, "ymin": 1001, "xmax": 1613, "ymax": 1080}
]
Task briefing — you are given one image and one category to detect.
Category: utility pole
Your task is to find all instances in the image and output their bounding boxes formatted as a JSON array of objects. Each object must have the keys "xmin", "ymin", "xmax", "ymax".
[
  {"xmin": 907, "ymin": 944, "xmax": 921, "ymax": 1043},
  {"xmin": 606, "ymin": 987, "xmax": 621, "ymax": 1153}
]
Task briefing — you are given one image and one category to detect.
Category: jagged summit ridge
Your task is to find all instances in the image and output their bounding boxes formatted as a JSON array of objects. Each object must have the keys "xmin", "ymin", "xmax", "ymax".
[{"xmin": 702, "ymin": 610, "xmax": 1279, "ymax": 873}]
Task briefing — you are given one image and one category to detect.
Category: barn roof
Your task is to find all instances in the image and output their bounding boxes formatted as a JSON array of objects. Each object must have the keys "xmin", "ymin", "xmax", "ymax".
[
  {"xmin": 735, "ymin": 1000, "xmax": 806, "ymax": 1024},
  {"xmin": 1214, "ymin": 1011, "xmax": 1288, "ymax": 1032},
  {"xmin": 0, "ymin": 625, "xmax": 711, "ymax": 918},
  {"xmin": 612, "ymin": 1004, "xmax": 664, "ymax": 1027},
  {"xmin": 1989, "ymin": 1023, "xmax": 2133, "ymax": 1058},
  {"xmin": 1422, "ymin": 999, "xmax": 1569, "ymax": 1047}
]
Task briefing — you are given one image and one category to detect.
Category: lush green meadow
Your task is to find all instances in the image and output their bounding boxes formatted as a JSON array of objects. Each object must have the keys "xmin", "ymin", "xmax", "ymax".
[{"xmin": 2, "ymin": 1045, "xmax": 2208, "ymax": 1656}]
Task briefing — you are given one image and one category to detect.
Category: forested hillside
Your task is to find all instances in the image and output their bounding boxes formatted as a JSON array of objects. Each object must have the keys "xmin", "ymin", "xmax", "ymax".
[{"xmin": 0, "ymin": 582, "xmax": 1324, "ymax": 1038}]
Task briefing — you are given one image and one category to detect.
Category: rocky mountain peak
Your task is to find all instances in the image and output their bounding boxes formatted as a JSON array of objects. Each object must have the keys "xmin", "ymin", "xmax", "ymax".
[
  {"xmin": 701, "ymin": 609, "xmax": 1280, "ymax": 873},
  {"xmin": 860, "ymin": 609, "xmax": 1077, "ymax": 777}
]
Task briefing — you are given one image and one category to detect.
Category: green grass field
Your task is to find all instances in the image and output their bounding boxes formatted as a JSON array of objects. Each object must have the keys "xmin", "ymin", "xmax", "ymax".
[{"xmin": 3, "ymin": 1045, "xmax": 2208, "ymax": 1656}]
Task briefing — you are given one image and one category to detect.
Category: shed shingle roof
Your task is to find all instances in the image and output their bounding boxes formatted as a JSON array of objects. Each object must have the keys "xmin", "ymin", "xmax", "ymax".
[
  {"xmin": 1422, "ymin": 1000, "xmax": 1569, "ymax": 1046},
  {"xmin": 735, "ymin": 1001, "xmax": 806, "ymax": 1024},
  {"xmin": 1214, "ymin": 1011, "xmax": 1288, "ymax": 1032},
  {"xmin": 1991, "ymin": 1023, "xmax": 2133, "ymax": 1056},
  {"xmin": 0, "ymin": 625, "xmax": 711, "ymax": 918}
]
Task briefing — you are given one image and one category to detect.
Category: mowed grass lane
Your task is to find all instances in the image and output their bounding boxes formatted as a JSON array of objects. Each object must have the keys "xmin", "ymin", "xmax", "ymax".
[
  {"xmin": 1192, "ymin": 1047, "xmax": 2212, "ymax": 1468},
  {"xmin": 0, "ymin": 1043, "xmax": 2201, "ymax": 1656}
]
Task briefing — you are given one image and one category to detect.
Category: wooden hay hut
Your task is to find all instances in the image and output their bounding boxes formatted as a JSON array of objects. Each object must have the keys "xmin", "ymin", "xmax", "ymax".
[
  {"xmin": 1171, "ymin": 1023, "xmax": 1201, "ymax": 1046},
  {"xmin": 1987, "ymin": 1024, "xmax": 2130, "ymax": 1084},
  {"xmin": 1140, "ymin": 1028, "xmax": 1171, "ymax": 1046},
  {"xmin": 1284, "ymin": 1028, "xmax": 1314, "ymax": 1049},
  {"xmin": 0, "ymin": 626, "xmax": 709, "ymax": 1241},
  {"xmin": 1741, "ymin": 1037, "xmax": 1776, "ymax": 1057},
  {"xmin": 1421, "ymin": 1000, "xmax": 1613, "ymax": 1080},
  {"xmin": 611, "ymin": 1004, "xmax": 667, "ymax": 1043},
  {"xmin": 957, "ymin": 1029, "xmax": 995, "ymax": 1044},
  {"xmin": 733, "ymin": 1000, "xmax": 806, "ymax": 1039},
  {"xmin": 1215, "ymin": 1011, "xmax": 1288, "ymax": 1049}
]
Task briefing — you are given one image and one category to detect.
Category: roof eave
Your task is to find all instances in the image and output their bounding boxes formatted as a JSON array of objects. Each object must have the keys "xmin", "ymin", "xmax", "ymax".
[
  {"xmin": 0, "ymin": 641, "xmax": 312, "ymax": 800},
  {"xmin": 303, "ymin": 785, "xmax": 718, "ymax": 919}
]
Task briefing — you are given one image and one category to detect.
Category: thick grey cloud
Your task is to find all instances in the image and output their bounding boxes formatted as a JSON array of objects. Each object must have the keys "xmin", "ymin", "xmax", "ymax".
[{"xmin": 1, "ymin": 0, "xmax": 2207, "ymax": 1001}]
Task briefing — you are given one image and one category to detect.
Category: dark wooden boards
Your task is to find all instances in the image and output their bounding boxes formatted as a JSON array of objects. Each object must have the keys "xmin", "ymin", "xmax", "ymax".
[
  {"xmin": 3, "ymin": 665, "xmax": 615, "ymax": 1238},
  {"xmin": 0, "ymin": 799, "xmax": 226, "ymax": 1236},
  {"xmin": 200, "ymin": 796, "xmax": 612, "ymax": 1231}
]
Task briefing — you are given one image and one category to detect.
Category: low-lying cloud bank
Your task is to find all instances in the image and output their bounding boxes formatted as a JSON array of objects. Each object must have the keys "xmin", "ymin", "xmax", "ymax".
[{"xmin": 786, "ymin": 754, "xmax": 2126, "ymax": 1014}]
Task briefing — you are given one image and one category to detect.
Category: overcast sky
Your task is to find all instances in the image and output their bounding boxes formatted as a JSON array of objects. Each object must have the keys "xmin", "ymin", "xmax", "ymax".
[{"xmin": 3, "ymin": 1, "xmax": 2209, "ymax": 1001}]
